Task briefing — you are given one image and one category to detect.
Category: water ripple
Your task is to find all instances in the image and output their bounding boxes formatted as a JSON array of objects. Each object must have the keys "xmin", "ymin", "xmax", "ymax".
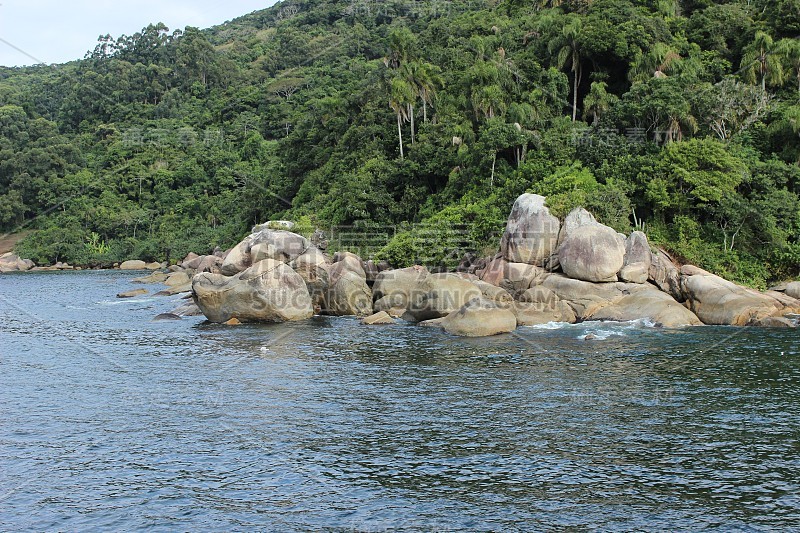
[{"xmin": 1, "ymin": 271, "xmax": 799, "ymax": 530}]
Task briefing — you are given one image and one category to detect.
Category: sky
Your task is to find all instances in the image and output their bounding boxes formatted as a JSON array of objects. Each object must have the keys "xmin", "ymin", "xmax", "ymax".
[{"xmin": 0, "ymin": 0, "xmax": 278, "ymax": 67}]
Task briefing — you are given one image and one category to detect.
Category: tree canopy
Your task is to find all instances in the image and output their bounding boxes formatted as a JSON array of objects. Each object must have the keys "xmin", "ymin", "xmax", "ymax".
[{"xmin": 1, "ymin": 0, "xmax": 800, "ymax": 286}]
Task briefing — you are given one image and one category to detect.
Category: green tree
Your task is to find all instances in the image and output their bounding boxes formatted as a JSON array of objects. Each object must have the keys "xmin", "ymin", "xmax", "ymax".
[
  {"xmin": 781, "ymin": 38, "xmax": 800, "ymax": 95},
  {"xmin": 548, "ymin": 14, "xmax": 585, "ymax": 122},
  {"xmin": 645, "ymin": 138, "xmax": 747, "ymax": 217},
  {"xmin": 582, "ymin": 81, "xmax": 615, "ymax": 124},
  {"xmin": 389, "ymin": 76, "xmax": 414, "ymax": 160},
  {"xmin": 740, "ymin": 31, "xmax": 785, "ymax": 93},
  {"xmin": 629, "ymin": 43, "xmax": 682, "ymax": 83}
]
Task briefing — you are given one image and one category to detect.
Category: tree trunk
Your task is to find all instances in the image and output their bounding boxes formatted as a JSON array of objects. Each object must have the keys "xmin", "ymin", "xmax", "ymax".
[
  {"xmin": 423, "ymin": 99, "xmax": 427, "ymax": 123},
  {"xmin": 397, "ymin": 112, "xmax": 404, "ymax": 160},
  {"xmin": 572, "ymin": 73, "xmax": 578, "ymax": 121},
  {"xmin": 572, "ymin": 52, "xmax": 580, "ymax": 122},
  {"xmin": 490, "ymin": 152, "xmax": 496, "ymax": 187},
  {"xmin": 409, "ymin": 103, "xmax": 415, "ymax": 145}
]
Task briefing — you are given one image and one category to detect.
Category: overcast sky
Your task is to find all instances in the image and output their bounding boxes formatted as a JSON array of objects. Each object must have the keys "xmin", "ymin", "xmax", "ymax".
[{"xmin": 0, "ymin": 0, "xmax": 278, "ymax": 67}]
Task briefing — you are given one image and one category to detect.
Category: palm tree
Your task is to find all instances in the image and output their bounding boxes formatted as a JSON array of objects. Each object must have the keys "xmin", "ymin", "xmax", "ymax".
[
  {"xmin": 740, "ymin": 31, "xmax": 785, "ymax": 93},
  {"xmin": 583, "ymin": 81, "xmax": 613, "ymax": 125},
  {"xmin": 389, "ymin": 76, "xmax": 414, "ymax": 160},
  {"xmin": 472, "ymin": 84, "xmax": 506, "ymax": 120},
  {"xmin": 781, "ymin": 38, "xmax": 800, "ymax": 96},
  {"xmin": 415, "ymin": 62, "xmax": 443, "ymax": 123},
  {"xmin": 665, "ymin": 112, "xmax": 698, "ymax": 143},
  {"xmin": 629, "ymin": 43, "xmax": 682, "ymax": 83},
  {"xmin": 549, "ymin": 15, "xmax": 584, "ymax": 122}
]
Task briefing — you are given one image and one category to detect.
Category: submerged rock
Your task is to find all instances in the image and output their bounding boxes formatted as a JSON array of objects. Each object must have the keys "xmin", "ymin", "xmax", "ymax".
[
  {"xmin": 513, "ymin": 300, "xmax": 576, "ymax": 326},
  {"xmin": 153, "ymin": 313, "xmax": 182, "ymax": 321},
  {"xmin": 133, "ymin": 272, "xmax": 169, "ymax": 284},
  {"xmin": 168, "ymin": 301, "xmax": 203, "ymax": 317},
  {"xmin": 361, "ymin": 311, "xmax": 396, "ymax": 325},
  {"xmin": 117, "ymin": 289, "xmax": 148, "ymax": 298},
  {"xmin": 440, "ymin": 298, "xmax": 517, "ymax": 337}
]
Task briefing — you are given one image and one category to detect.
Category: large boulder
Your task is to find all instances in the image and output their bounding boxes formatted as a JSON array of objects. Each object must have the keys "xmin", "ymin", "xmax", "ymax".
[
  {"xmin": 333, "ymin": 251, "xmax": 365, "ymax": 266},
  {"xmin": 558, "ymin": 224, "xmax": 625, "ymax": 282},
  {"xmin": 181, "ymin": 252, "xmax": 200, "ymax": 267},
  {"xmin": 165, "ymin": 271, "xmax": 191, "ymax": 287},
  {"xmin": 325, "ymin": 260, "xmax": 372, "ymax": 316},
  {"xmin": 539, "ymin": 274, "xmax": 626, "ymax": 319},
  {"xmin": 538, "ymin": 273, "xmax": 702, "ymax": 326},
  {"xmin": 221, "ymin": 229, "xmax": 311, "ymax": 276},
  {"xmin": 681, "ymin": 272, "xmax": 790, "ymax": 326},
  {"xmin": 0, "ymin": 254, "xmax": 34, "ymax": 272},
  {"xmin": 440, "ymin": 298, "xmax": 517, "ymax": 337},
  {"xmin": 472, "ymin": 280, "xmax": 514, "ymax": 305},
  {"xmin": 479, "ymin": 256, "xmax": 545, "ymax": 295},
  {"xmin": 558, "ymin": 207, "xmax": 600, "ymax": 244},
  {"xmin": 404, "ymin": 273, "xmax": 482, "ymax": 322},
  {"xmin": 513, "ymin": 300, "xmax": 576, "ymax": 326},
  {"xmin": 120, "ymin": 260, "xmax": 147, "ymax": 270},
  {"xmin": 619, "ymin": 231, "xmax": 651, "ymax": 284},
  {"xmin": 181, "ymin": 254, "xmax": 221, "ymax": 273},
  {"xmin": 648, "ymin": 249, "xmax": 683, "ymax": 301},
  {"xmin": 500, "ymin": 194, "xmax": 560, "ymax": 266},
  {"xmin": 786, "ymin": 281, "xmax": 800, "ymax": 300},
  {"xmin": 372, "ymin": 266, "xmax": 430, "ymax": 317},
  {"xmin": 290, "ymin": 248, "xmax": 331, "ymax": 312},
  {"xmin": 589, "ymin": 288, "xmax": 702, "ymax": 327},
  {"xmin": 192, "ymin": 258, "xmax": 314, "ymax": 323},
  {"xmin": 515, "ymin": 284, "xmax": 577, "ymax": 325}
]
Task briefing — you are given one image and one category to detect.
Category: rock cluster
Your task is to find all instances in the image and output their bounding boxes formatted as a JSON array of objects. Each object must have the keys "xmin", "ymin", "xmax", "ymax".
[
  {"xmin": 0, "ymin": 253, "xmax": 35, "ymax": 272},
  {"xmin": 138, "ymin": 194, "xmax": 800, "ymax": 335}
]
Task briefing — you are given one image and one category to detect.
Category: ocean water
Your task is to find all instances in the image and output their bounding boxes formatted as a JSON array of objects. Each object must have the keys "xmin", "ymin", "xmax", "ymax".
[{"xmin": 1, "ymin": 270, "xmax": 799, "ymax": 531}]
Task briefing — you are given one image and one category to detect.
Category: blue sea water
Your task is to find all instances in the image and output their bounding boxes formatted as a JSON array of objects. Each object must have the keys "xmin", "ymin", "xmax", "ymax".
[{"xmin": 1, "ymin": 270, "xmax": 799, "ymax": 531}]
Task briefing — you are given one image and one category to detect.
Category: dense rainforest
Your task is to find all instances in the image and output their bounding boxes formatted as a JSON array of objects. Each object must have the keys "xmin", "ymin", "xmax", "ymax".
[{"xmin": 1, "ymin": 0, "xmax": 799, "ymax": 286}]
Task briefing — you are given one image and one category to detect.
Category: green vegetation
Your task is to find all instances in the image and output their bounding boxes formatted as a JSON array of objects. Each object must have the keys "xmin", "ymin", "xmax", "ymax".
[{"xmin": 1, "ymin": 0, "xmax": 800, "ymax": 286}]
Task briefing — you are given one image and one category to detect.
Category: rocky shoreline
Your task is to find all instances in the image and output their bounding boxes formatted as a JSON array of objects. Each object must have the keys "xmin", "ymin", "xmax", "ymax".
[
  {"xmin": 181, "ymin": 194, "xmax": 800, "ymax": 334},
  {"xmin": 5, "ymin": 194, "xmax": 800, "ymax": 336},
  {"xmin": 0, "ymin": 255, "xmax": 170, "ymax": 273}
]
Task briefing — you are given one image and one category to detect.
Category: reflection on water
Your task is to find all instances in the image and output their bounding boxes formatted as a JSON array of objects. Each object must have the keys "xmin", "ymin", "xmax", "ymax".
[{"xmin": 1, "ymin": 270, "xmax": 799, "ymax": 530}]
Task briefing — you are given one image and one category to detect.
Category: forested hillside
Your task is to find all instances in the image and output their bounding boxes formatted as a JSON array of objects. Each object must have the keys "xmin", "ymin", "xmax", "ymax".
[{"xmin": 1, "ymin": 0, "xmax": 799, "ymax": 286}]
